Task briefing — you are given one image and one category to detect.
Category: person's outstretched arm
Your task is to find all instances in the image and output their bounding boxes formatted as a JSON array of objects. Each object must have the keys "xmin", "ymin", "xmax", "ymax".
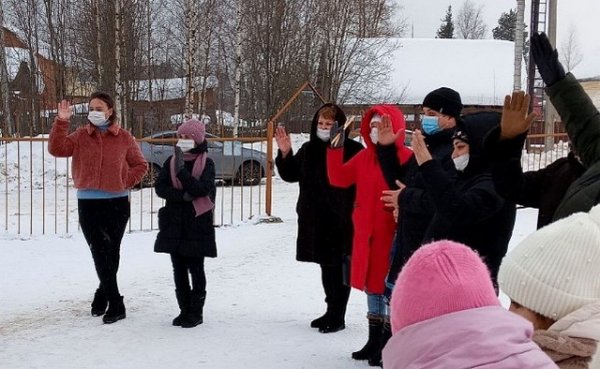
[{"xmin": 327, "ymin": 122, "xmax": 359, "ymax": 188}]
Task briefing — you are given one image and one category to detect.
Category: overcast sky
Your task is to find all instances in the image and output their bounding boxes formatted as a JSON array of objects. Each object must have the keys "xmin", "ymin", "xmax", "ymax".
[{"xmin": 397, "ymin": 0, "xmax": 600, "ymax": 78}]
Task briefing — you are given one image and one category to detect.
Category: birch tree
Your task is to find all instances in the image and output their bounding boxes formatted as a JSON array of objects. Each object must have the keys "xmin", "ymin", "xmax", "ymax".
[
  {"xmin": 42, "ymin": 0, "xmax": 67, "ymax": 101},
  {"xmin": 184, "ymin": 0, "xmax": 198, "ymax": 117},
  {"xmin": 7, "ymin": 0, "xmax": 42, "ymax": 132},
  {"xmin": 95, "ymin": 0, "xmax": 103, "ymax": 88},
  {"xmin": 114, "ymin": 0, "xmax": 124, "ymax": 127},
  {"xmin": 232, "ymin": 0, "xmax": 243, "ymax": 137},
  {"xmin": 560, "ymin": 24, "xmax": 583, "ymax": 73},
  {"xmin": 514, "ymin": 1, "xmax": 525, "ymax": 90}
]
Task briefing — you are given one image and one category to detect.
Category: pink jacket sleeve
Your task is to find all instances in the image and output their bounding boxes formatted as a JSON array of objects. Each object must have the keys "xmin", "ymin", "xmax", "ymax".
[
  {"xmin": 48, "ymin": 118, "xmax": 76, "ymax": 157},
  {"xmin": 125, "ymin": 135, "xmax": 149, "ymax": 188}
]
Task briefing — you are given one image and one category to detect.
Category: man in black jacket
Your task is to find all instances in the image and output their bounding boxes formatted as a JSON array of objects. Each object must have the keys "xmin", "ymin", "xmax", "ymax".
[{"xmin": 377, "ymin": 87, "xmax": 463, "ymax": 291}]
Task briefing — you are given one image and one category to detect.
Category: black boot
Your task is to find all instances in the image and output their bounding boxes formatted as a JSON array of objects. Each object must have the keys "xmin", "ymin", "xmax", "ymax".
[
  {"xmin": 172, "ymin": 289, "xmax": 191, "ymax": 326},
  {"xmin": 318, "ymin": 300, "xmax": 347, "ymax": 333},
  {"xmin": 310, "ymin": 313, "xmax": 328, "ymax": 329},
  {"xmin": 180, "ymin": 291, "xmax": 205, "ymax": 328},
  {"xmin": 368, "ymin": 320, "xmax": 392, "ymax": 367},
  {"xmin": 319, "ymin": 316, "xmax": 345, "ymax": 333},
  {"xmin": 352, "ymin": 316, "xmax": 383, "ymax": 360},
  {"xmin": 318, "ymin": 274, "xmax": 350, "ymax": 333},
  {"xmin": 91, "ymin": 288, "xmax": 107, "ymax": 317},
  {"xmin": 103, "ymin": 296, "xmax": 126, "ymax": 324}
]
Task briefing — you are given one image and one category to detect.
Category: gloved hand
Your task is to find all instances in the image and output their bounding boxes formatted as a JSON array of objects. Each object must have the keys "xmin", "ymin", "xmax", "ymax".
[
  {"xmin": 531, "ymin": 32, "xmax": 566, "ymax": 87},
  {"xmin": 182, "ymin": 192, "xmax": 194, "ymax": 202},
  {"xmin": 174, "ymin": 146, "xmax": 185, "ymax": 173},
  {"xmin": 329, "ymin": 121, "xmax": 345, "ymax": 149}
]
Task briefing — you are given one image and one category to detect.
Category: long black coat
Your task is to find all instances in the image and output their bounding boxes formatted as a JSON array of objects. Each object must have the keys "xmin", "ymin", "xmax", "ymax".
[
  {"xmin": 378, "ymin": 127, "xmax": 456, "ymax": 284},
  {"xmin": 485, "ymin": 126, "xmax": 586, "ymax": 229},
  {"xmin": 419, "ymin": 113, "xmax": 516, "ymax": 285},
  {"xmin": 380, "ymin": 112, "xmax": 516, "ymax": 286},
  {"xmin": 275, "ymin": 104, "xmax": 363, "ymax": 265},
  {"xmin": 154, "ymin": 144, "xmax": 217, "ymax": 258}
]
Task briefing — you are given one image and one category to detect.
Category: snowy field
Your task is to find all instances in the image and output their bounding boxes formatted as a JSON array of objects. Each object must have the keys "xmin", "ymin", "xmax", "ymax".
[
  {"xmin": 1, "ymin": 133, "xmax": 541, "ymax": 368},
  {"xmin": 0, "ymin": 184, "xmax": 539, "ymax": 369}
]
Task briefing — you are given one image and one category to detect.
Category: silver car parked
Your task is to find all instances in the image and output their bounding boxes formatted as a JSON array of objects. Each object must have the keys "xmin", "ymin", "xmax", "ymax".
[{"xmin": 139, "ymin": 131, "xmax": 268, "ymax": 187}]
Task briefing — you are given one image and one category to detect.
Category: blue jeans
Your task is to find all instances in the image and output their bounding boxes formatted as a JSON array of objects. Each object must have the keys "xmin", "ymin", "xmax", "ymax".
[
  {"xmin": 367, "ymin": 293, "xmax": 389, "ymax": 318},
  {"xmin": 383, "ymin": 280, "xmax": 395, "ymax": 306}
]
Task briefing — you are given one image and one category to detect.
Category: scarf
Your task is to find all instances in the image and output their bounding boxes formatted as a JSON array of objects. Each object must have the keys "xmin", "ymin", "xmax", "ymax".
[
  {"xmin": 534, "ymin": 329, "xmax": 598, "ymax": 369},
  {"xmin": 170, "ymin": 151, "xmax": 214, "ymax": 217}
]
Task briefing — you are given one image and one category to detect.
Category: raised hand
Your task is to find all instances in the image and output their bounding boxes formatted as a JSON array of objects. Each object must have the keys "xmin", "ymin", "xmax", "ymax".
[
  {"xmin": 329, "ymin": 121, "xmax": 345, "ymax": 149},
  {"xmin": 377, "ymin": 114, "xmax": 401, "ymax": 146},
  {"xmin": 381, "ymin": 180, "xmax": 406, "ymax": 209},
  {"xmin": 531, "ymin": 32, "xmax": 566, "ymax": 87},
  {"xmin": 57, "ymin": 100, "xmax": 73, "ymax": 121},
  {"xmin": 500, "ymin": 91, "xmax": 538, "ymax": 140},
  {"xmin": 275, "ymin": 125, "xmax": 292, "ymax": 157},
  {"xmin": 411, "ymin": 130, "xmax": 433, "ymax": 166}
]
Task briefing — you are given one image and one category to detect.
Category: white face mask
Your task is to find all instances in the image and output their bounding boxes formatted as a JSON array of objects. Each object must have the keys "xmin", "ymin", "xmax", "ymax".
[
  {"xmin": 176, "ymin": 139, "xmax": 196, "ymax": 152},
  {"xmin": 316, "ymin": 128, "xmax": 330, "ymax": 142},
  {"xmin": 369, "ymin": 127, "xmax": 379, "ymax": 144},
  {"xmin": 453, "ymin": 154, "xmax": 470, "ymax": 171},
  {"xmin": 88, "ymin": 111, "xmax": 108, "ymax": 126}
]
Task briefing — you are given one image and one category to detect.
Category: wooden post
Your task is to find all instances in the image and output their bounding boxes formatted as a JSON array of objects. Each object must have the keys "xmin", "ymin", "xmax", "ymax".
[{"xmin": 265, "ymin": 120, "xmax": 274, "ymax": 216}]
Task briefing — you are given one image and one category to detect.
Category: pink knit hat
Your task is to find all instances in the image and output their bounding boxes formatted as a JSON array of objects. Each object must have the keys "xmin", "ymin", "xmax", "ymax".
[
  {"xmin": 177, "ymin": 118, "xmax": 206, "ymax": 145},
  {"xmin": 391, "ymin": 240, "xmax": 500, "ymax": 333}
]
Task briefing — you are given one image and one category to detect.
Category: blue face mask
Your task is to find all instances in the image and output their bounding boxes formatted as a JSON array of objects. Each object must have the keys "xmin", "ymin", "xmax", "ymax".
[{"xmin": 422, "ymin": 116, "xmax": 441, "ymax": 135}]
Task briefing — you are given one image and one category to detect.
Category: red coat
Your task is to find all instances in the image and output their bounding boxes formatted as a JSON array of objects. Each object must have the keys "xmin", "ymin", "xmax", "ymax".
[
  {"xmin": 327, "ymin": 105, "xmax": 412, "ymax": 293},
  {"xmin": 48, "ymin": 118, "xmax": 148, "ymax": 191}
]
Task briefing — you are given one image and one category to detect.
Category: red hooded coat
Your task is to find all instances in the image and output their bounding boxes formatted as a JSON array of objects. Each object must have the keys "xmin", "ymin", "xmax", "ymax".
[{"xmin": 327, "ymin": 105, "xmax": 413, "ymax": 293}]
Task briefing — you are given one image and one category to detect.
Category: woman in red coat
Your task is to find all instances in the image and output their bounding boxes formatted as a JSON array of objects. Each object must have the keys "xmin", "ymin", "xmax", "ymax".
[{"xmin": 327, "ymin": 105, "xmax": 412, "ymax": 364}]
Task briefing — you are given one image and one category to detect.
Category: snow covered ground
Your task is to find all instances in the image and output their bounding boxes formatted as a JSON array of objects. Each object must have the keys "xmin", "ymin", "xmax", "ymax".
[
  {"xmin": 1, "ymin": 133, "xmax": 541, "ymax": 368},
  {"xmin": 0, "ymin": 186, "xmax": 539, "ymax": 368}
]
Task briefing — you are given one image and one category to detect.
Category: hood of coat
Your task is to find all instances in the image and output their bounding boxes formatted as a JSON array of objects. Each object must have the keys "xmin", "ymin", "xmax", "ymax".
[
  {"xmin": 309, "ymin": 103, "xmax": 348, "ymax": 142},
  {"xmin": 360, "ymin": 104, "xmax": 407, "ymax": 150},
  {"xmin": 382, "ymin": 306, "xmax": 558, "ymax": 369},
  {"xmin": 549, "ymin": 301, "xmax": 600, "ymax": 341},
  {"xmin": 457, "ymin": 111, "xmax": 501, "ymax": 175}
]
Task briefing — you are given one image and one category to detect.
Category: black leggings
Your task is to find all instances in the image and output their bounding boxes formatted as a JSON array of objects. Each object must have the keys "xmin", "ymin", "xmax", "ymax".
[
  {"xmin": 78, "ymin": 197, "xmax": 130, "ymax": 300},
  {"xmin": 171, "ymin": 254, "xmax": 206, "ymax": 293}
]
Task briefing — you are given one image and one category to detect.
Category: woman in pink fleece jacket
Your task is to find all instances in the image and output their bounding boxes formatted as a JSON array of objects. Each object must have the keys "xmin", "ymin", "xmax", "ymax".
[
  {"xmin": 48, "ymin": 92, "xmax": 147, "ymax": 324},
  {"xmin": 382, "ymin": 240, "xmax": 558, "ymax": 369}
]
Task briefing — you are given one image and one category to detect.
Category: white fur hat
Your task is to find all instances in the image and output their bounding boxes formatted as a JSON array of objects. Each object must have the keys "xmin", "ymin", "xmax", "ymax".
[{"xmin": 499, "ymin": 204, "xmax": 600, "ymax": 321}]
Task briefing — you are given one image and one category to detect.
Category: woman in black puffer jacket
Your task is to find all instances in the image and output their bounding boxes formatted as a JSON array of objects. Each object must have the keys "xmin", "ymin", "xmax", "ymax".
[{"xmin": 154, "ymin": 118, "xmax": 216, "ymax": 328}]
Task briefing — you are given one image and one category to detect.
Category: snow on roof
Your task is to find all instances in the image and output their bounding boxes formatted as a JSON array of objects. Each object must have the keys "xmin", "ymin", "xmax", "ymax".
[
  {"xmin": 131, "ymin": 76, "xmax": 218, "ymax": 101},
  {"xmin": 345, "ymin": 38, "xmax": 526, "ymax": 106}
]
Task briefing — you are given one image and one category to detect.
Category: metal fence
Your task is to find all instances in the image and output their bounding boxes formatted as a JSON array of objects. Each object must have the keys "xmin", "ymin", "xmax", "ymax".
[
  {"xmin": 0, "ymin": 134, "xmax": 273, "ymax": 235},
  {"xmin": 0, "ymin": 130, "xmax": 571, "ymax": 236}
]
